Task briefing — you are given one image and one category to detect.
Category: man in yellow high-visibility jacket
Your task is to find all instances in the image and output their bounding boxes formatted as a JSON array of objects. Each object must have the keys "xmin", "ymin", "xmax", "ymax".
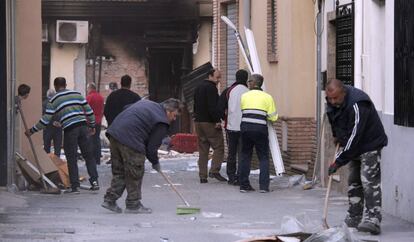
[{"xmin": 239, "ymin": 74, "xmax": 278, "ymax": 193}]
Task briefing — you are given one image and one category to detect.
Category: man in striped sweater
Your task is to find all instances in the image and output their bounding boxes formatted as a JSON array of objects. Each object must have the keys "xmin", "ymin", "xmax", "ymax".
[{"xmin": 25, "ymin": 77, "xmax": 99, "ymax": 194}]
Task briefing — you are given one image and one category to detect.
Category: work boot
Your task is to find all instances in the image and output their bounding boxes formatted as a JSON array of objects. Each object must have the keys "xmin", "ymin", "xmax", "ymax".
[
  {"xmin": 101, "ymin": 201, "xmax": 122, "ymax": 213},
  {"xmin": 124, "ymin": 204, "xmax": 152, "ymax": 214},
  {"xmin": 90, "ymin": 181, "xmax": 100, "ymax": 191},
  {"xmin": 200, "ymin": 178, "xmax": 208, "ymax": 184},
  {"xmin": 209, "ymin": 173, "xmax": 227, "ymax": 182},
  {"xmin": 357, "ymin": 221, "xmax": 381, "ymax": 235},
  {"xmin": 344, "ymin": 215, "xmax": 362, "ymax": 228}
]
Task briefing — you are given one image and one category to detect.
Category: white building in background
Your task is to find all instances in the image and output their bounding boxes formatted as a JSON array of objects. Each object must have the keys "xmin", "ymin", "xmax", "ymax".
[{"xmin": 320, "ymin": 0, "xmax": 414, "ymax": 223}]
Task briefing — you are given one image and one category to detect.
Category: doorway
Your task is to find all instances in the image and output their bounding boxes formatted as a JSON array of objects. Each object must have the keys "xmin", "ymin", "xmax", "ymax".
[{"xmin": 148, "ymin": 48, "xmax": 183, "ymax": 134}]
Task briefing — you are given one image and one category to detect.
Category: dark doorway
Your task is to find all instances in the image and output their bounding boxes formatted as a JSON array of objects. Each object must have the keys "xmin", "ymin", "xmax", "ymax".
[
  {"xmin": 42, "ymin": 43, "xmax": 51, "ymax": 100},
  {"xmin": 148, "ymin": 48, "xmax": 183, "ymax": 134},
  {"xmin": 1, "ymin": 0, "xmax": 8, "ymax": 186}
]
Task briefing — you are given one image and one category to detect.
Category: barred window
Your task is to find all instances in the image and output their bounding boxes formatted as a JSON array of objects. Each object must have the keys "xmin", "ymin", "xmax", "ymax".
[{"xmin": 267, "ymin": 0, "xmax": 278, "ymax": 63}]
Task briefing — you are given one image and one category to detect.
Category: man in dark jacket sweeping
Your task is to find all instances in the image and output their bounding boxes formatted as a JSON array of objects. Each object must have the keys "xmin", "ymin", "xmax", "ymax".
[
  {"xmin": 101, "ymin": 98, "xmax": 181, "ymax": 214},
  {"xmin": 325, "ymin": 79, "xmax": 388, "ymax": 235}
]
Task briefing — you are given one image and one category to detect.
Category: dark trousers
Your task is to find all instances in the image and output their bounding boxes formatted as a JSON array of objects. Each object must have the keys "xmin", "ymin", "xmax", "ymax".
[
  {"xmin": 226, "ymin": 130, "xmax": 242, "ymax": 181},
  {"xmin": 91, "ymin": 124, "xmax": 102, "ymax": 165},
  {"xmin": 347, "ymin": 150, "xmax": 382, "ymax": 225},
  {"xmin": 64, "ymin": 125, "xmax": 98, "ymax": 189},
  {"xmin": 43, "ymin": 125, "xmax": 62, "ymax": 156},
  {"xmin": 104, "ymin": 137, "xmax": 146, "ymax": 209},
  {"xmin": 239, "ymin": 130, "xmax": 270, "ymax": 190}
]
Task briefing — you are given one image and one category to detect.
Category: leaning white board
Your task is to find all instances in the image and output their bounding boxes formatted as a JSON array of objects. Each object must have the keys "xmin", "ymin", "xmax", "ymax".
[{"xmin": 245, "ymin": 28, "xmax": 285, "ymax": 176}]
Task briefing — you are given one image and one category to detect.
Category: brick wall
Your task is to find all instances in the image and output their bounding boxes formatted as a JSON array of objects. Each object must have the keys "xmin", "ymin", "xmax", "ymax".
[
  {"xmin": 86, "ymin": 35, "xmax": 148, "ymax": 99},
  {"xmin": 250, "ymin": 117, "xmax": 316, "ymax": 177}
]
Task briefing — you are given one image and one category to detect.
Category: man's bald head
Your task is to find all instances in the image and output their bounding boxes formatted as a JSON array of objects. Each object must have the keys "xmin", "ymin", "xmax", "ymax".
[{"xmin": 325, "ymin": 79, "xmax": 346, "ymax": 108}]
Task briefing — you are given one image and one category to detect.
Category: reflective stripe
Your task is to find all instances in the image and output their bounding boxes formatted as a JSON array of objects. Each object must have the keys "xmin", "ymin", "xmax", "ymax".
[
  {"xmin": 241, "ymin": 117, "xmax": 267, "ymax": 125},
  {"xmin": 242, "ymin": 109, "xmax": 267, "ymax": 116}
]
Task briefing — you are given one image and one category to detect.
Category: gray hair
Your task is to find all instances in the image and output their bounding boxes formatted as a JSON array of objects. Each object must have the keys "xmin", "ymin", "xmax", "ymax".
[
  {"xmin": 250, "ymin": 74, "xmax": 264, "ymax": 88},
  {"xmin": 46, "ymin": 89, "xmax": 56, "ymax": 98},
  {"xmin": 161, "ymin": 98, "xmax": 182, "ymax": 113},
  {"xmin": 87, "ymin": 82, "xmax": 97, "ymax": 90}
]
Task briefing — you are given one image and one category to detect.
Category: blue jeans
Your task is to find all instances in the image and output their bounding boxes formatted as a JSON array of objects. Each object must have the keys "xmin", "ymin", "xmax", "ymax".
[
  {"xmin": 64, "ymin": 125, "xmax": 98, "ymax": 189},
  {"xmin": 239, "ymin": 130, "xmax": 270, "ymax": 190}
]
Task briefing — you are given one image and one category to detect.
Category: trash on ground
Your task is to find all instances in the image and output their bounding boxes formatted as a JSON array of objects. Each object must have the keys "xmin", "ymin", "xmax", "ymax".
[
  {"xmin": 202, "ymin": 212, "xmax": 223, "ymax": 218},
  {"xmin": 303, "ymin": 224, "xmax": 360, "ymax": 242},
  {"xmin": 152, "ymin": 185, "xmax": 161, "ymax": 188},
  {"xmin": 280, "ymin": 213, "xmax": 323, "ymax": 234},
  {"xmin": 135, "ymin": 222, "xmax": 153, "ymax": 228}
]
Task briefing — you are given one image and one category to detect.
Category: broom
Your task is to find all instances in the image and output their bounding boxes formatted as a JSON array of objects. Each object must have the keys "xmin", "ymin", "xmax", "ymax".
[
  {"xmin": 322, "ymin": 144, "xmax": 340, "ymax": 229},
  {"xmin": 17, "ymin": 97, "xmax": 61, "ymax": 195},
  {"xmin": 159, "ymin": 171, "xmax": 200, "ymax": 215}
]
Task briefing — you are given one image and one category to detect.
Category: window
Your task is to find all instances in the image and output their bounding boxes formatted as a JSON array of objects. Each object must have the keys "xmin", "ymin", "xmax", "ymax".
[
  {"xmin": 267, "ymin": 0, "xmax": 277, "ymax": 63},
  {"xmin": 394, "ymin": 0, "xmax": 414, "ymax": 127}
]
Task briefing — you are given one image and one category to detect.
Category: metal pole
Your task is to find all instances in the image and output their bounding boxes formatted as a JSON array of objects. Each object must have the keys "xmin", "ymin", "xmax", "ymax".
[
  {"xmin": 7, "ymin": 0, "xmax": 17, "ymax": 190},
  {"xmin": 316, "ymin": 0, "xmax": 323, "ymax": 183}
]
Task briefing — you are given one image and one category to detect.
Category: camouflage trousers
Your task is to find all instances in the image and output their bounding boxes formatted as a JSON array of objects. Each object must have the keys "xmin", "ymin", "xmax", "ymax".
[
  {"xmin": 104, "ymin": 137, "xmax": 146, "ymax": 209},
  {"xmin": 347, "ymin": 150, "xmax": 382, "ymax": 225}
]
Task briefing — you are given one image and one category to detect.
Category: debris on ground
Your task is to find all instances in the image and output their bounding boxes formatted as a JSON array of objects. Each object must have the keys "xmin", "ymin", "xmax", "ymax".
[{"xmin": 202, "ymin": 212, "xmax": 223, "ymax": 218}]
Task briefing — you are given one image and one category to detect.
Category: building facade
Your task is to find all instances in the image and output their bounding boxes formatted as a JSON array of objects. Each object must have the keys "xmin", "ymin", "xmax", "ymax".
[
  {"xmin": 213, "ymin": 0, "xmax": 317, "ymax": 175},
  {"xmin": 320, "ymin": 0, "xmax": 414, "ymax": 222}
]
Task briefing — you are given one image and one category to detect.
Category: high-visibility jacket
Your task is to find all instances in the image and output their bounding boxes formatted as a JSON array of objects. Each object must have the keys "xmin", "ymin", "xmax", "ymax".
[{"xmin": 240, "ymin": 89, "xmax": 278, "ymax": 128}]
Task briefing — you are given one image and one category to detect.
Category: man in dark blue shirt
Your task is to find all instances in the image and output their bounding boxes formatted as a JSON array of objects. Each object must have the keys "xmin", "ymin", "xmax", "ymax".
[{"xmin": 101, "ymin": 98, "xmax": 181, "ymax": 214}]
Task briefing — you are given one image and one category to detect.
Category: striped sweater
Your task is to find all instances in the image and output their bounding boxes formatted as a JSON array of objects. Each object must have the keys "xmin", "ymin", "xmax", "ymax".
[{"xmin": 31, "ymin": 89, "xmax": 95, "ymax": 133}]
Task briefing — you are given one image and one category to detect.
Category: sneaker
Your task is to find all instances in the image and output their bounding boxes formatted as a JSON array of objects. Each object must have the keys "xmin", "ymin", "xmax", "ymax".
[
  {"xmin": 259, "ymin": 189, "xmax": 270, "ymax": 193},
  {"xmin": 125, "ymin": 205, "xmax": 152, "ymax": 214},
  {"xmin": 240, "ymin": 185, "xmax": 255, "ymax": 193},
  {"xmin": 90, "ymin": 181, "xmax": 100, "ymax": 191},
  {"xmin": 357, "ymin": 221, "xmax": 381, "ymax": 235},
  {"xmin": 101, "ymin": 201, "xmax": 122, "ymax": 213},
  {"xmin": 200, "ymin": 178, "xmax": 208, "ymax": 184},
  {"xmin": 64, "ymin": 187, "xmax": 80, "ymax": 194},
  {"xmin": 209, "ymin": 173, "xmax": 228, "ymax": 182},
  {"xmin": 344, "ymin": 215, "xmax": 362, "ymax": 228}
]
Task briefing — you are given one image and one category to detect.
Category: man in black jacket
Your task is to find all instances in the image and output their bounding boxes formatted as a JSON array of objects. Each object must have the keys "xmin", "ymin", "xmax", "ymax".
[
  {"xmin": 101, "ymin": 98, "xmax": 181, "ymax": 214},
  {"xmin": 194, "ymin": 68, "xmax": 226, "ymax": 183},
  {"xmin": 326, "ymin": 79, "xmax": 387, "ymax": 235},
  {"xmin": 104, "ymin": 75, "xmax": 141, "ymax": 126}
]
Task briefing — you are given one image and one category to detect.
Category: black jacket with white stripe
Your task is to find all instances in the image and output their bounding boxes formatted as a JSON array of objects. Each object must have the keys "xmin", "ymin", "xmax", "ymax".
[{"xmin": 326, "ymin": 85, "xmax": 388, "ymax": 166}]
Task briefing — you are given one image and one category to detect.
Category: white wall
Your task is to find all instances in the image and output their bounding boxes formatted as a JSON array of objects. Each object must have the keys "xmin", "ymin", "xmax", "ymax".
[
  {"xmin": 384, "ymin": 0, "xmax": 394, "ymax": 115},
  {"xmin": 50, "ymin": 43, "xmax": 82, "ymax": 91}
]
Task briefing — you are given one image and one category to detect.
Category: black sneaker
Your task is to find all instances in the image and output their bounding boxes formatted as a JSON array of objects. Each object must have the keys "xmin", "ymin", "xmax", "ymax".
[
  {"xmin": 240, "ymin": 185, "xmax": 255, "ymax": 193},
  {"xmin": 209, "ymin": 173, "xmax": 228, "ymax": 182},
  {"xmin": 357, "ymin": 221, "xmax": 381, "ymax": 235},
  {"xmin": 64, "ymin": 187, "xmax": 80, "ymax": 194},
  {"xmin": 101, "ymin": 201, "xmax": 122, "ymax": 213},
  {"xmin": 200, "ymin": 178, "xmax": 208, "ymax": 184},
  {"xmin": 344, "ymin": 215, "xmax": 362, "ymax": 228},
  {"xmin": 125, "ymin": 205, "xmax": 152, "ymax": 214},
  {"xmin": 90, "ymin": 181, "xmax": 100, "ymax": 191}
]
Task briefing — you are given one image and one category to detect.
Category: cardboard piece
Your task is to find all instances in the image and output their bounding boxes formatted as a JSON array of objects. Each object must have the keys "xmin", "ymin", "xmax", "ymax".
[
  {"xmin": 15, "ymin": 152, "xmax": 58, "ymax": 188},
  {"xmin": 48, "ymin": 154, "xmax": 70, "ymax": 188}
]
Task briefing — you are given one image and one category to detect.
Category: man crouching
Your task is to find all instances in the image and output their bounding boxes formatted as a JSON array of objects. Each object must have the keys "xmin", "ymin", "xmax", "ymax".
[{"xmin": 101, "ymin": 98, "xmax": 181, "ymax": 214}]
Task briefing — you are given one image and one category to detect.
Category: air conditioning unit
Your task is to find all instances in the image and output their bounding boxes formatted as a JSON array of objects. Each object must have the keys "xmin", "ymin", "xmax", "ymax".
[{"xmin": 56, "ymin": 20, "xmax": 89, "ymax": 43}]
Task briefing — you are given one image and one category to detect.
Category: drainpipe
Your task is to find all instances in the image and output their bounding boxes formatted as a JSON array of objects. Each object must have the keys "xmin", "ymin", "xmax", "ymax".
[
  {"xmin": 316, "ymin": 0, "xmax": 323, "ymax": 168},
  {"xmin": 7, "ymin": 0, "xmax": 17, "ymax": 191}
]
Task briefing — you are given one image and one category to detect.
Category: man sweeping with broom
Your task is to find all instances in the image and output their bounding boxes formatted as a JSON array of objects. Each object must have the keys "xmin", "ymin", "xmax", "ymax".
[
  {"xmin": 325, "ymin": 79, "xmax": 387, "ymax": 235},
  {"xmin": 101, "ymin": 98, "xmax": 181, "ymax": 214}
]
